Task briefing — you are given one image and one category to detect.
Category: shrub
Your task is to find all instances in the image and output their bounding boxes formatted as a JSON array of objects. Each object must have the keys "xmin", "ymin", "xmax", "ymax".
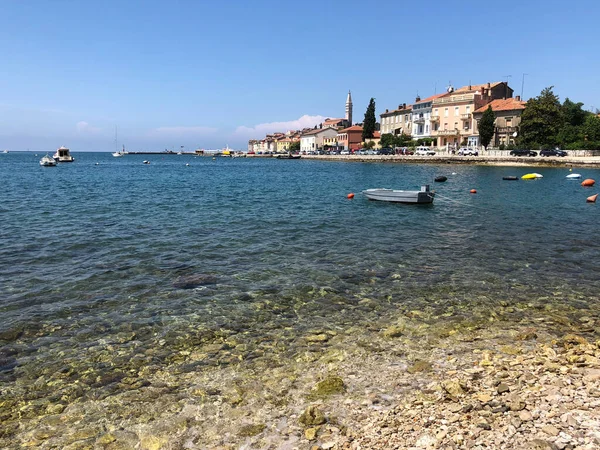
[{"xmin": 499, "ymin": 144, "xmax": 505, "ymax": 150}]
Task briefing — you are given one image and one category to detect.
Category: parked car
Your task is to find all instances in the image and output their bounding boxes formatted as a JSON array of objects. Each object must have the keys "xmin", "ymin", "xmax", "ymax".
[
  {"xmin": 458, "ymin": 147, "xmax": 478, "ymax": 156},
  {"xmin": 540, "ymin": 149, "xmax": 567, "ymax": 157},
  {"xmin": 378, "ymin": 147, "xmax": 394, "ymax": 155},
  {"xmin": 509, "ymin": 149, "xmax": 538, "ymax": 157},
  {"xmin": 340, "ymin": 150, "xmax": 350, "ymax": 155},
  {"xmin": 415, "ymin": 146, "xmax": 436, "ymax": 156}
]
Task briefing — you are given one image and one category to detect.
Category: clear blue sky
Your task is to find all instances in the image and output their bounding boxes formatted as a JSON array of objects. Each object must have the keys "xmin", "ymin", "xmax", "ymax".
[{"xmin": 1, "ymin": 0, "xmax": 598, "ymax": 151}]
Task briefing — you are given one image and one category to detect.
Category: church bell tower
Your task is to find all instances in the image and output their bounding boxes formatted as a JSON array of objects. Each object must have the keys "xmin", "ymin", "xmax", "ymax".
[{"xmin": 345, "ymin": 90, "xmax": 353, "ymax": 126}]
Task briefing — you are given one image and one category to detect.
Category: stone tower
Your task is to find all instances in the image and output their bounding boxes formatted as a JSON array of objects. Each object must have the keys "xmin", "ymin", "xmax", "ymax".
[{"xmin": 345, "ymin": 90, "xmax": 353, "ymax": 126}]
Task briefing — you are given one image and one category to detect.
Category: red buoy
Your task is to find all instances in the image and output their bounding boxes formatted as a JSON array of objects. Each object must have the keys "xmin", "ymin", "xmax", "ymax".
[
  {"xmin": 470, "ymin": 189, "xmax": 477, "ymax": 194},
  {"xmin": 347, "ymin": 193, "xmax": 355, "ymax": 199},
  {"xmin": 587, "ymin": 194, "xmax": 598, "ymax": 203},
  {"xmin": 582, "ymin": 179, "xmax": 595, "ymax": 187}
]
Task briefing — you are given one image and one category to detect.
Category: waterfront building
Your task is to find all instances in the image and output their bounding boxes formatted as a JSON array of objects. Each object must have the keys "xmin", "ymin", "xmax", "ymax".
[
  {"xmin": 431, "ymin": 82, "xmax": 513, "ymax": 149},
  {"xmin": 473, "ymin": 96, "xmax": 526, "ymax": 148},
  {"xmin": 337, "ymin": 125, "xmax": 363, "ymax": 151},
  {"xmin": 380, "ymin": 103, "xmax": 412, "ymax": 136},
  {"xmin": 411, "ymin": 93, "xmax": 446, "ymax": 141},
  {"xmin": 300, "ymin": 127, "xmax": 339, "ymax": 152}
]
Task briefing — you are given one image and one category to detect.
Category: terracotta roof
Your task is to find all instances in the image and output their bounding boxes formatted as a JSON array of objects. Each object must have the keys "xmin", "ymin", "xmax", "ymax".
[
  {"xmin": 322, "ymin": 118, "xmax": 344, "ymax": 124},
  {"xmin": 474, "ymin": 98, "xmax": 526, "ymax": 114},
  {"xmin": 338, "ymin": 125, "xmax": 363, "ymax": 133},
  {"xmin": 454, "ymin": 82, "xmax": 503, "ymax": 94},
  {"xmin": 373, "ymin": 131, "xmax": 381, "ymax": 138},
  {"xmin": 380, "ymin": 104, "xmax": 412, "ymax": 116},
  {"xmin": 302, "ymin": 127, "xmax": 338, "ymax": 136},
  {"xmin": 415, "ymin": 93, "xmax": 447, "ymax": 104}
]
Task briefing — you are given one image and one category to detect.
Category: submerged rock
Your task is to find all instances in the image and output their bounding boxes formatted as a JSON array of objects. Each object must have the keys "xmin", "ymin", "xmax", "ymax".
[
  {"xmin": 310, "ymin": 375, "xmax": 346, "ymax": 398},
  {"xmin": 299, "ymin": 406, "xmax": 327, "ymax": 427},
  {"xmin": 172, "ymin": 274, "xmax": 218, "ymax": 289}
]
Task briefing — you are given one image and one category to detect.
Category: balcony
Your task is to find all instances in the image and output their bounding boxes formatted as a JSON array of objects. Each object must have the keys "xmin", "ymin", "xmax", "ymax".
[
  {"xmin": 433, "ymin": 93, "xmax": 475, "ymax": 105},
  {"xmin": 461, "ymin": 113, "xmax": 471, "ymax": 119},
  {"xmin": 436, "ymin": 129, "xmax": 459, "ymax": 136},
  {"xmin": 413, "ymin": 117, "xmax": 425, "ymax": 124},
  {"xmin": 430, "ymin": 115, "xmax": 440, "ymax": 121}
]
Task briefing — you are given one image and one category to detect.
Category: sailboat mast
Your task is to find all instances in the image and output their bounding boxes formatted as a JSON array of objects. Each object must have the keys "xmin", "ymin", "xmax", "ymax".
[{"xmin": 115, "ymin": 126, "xmax": 118, "ymax": 153}]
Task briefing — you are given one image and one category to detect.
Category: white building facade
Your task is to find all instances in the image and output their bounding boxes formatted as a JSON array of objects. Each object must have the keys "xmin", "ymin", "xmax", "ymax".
[{"xmin": 300, "ymin": 127, "xmax": 339, "ymax": 152}]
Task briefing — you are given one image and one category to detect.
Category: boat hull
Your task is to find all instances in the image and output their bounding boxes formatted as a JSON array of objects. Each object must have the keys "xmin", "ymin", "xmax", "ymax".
[{"xmin": 362, "ymin": 188, "xmax": 435, "ymax": 204}]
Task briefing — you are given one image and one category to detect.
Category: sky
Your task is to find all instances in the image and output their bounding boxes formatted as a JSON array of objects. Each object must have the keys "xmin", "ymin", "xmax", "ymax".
[{"xmin": 1, "ymin": 0, "xmax": 599, "ymax": 152}]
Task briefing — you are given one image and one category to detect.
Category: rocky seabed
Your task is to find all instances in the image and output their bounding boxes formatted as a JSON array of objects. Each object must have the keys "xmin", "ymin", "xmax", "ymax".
[{"xmin": 2, "ymin": 313, "xmax": 600, "ymax": 450}]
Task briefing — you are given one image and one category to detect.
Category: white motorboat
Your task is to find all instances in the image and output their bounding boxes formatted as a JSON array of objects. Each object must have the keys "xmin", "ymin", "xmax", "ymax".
[
  {"xmin": 39, "ymin": 153, "xmax": 57, "ymax": 166},
  {"xmin": 2, "ymin": 149, "xmax": 8, "ymax": 153},
  {"xmin": 362, "ymin": 185, "xmax": 435, "ymax": 204},
  {"xmin": 53, "ymin": 146, "xmax": 74, "ymax": 162},
  {"xmin": 566, "ymin": 173, "xmax": 581, "ymax": 179}
]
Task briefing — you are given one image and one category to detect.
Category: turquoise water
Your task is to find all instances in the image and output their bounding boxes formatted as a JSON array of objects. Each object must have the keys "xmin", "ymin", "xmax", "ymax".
[{"xmin": 1, "ymin": 152, "xmax": 599, "ymax": 445}]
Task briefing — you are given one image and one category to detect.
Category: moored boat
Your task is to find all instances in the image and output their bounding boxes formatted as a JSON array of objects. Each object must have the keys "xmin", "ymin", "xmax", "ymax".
[
  {"xmin": 566, "ymin": 173, "xmax": 581, "ymax": 179},
  {"xmin": 39, "ymin": 154, "xmax": 57, "ymax": 166},
  {"xmin": 362, "ymin": 185, "xmax": 434, "ymax": 204},
  {"xmin": 53, "ymin": 146, "xmax": 74, "ymax": 162}
]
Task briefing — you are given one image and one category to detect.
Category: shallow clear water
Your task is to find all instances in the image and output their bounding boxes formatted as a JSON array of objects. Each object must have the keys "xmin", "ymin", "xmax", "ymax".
[{"xmin": 1, "ymin": 152, "xmax": 599, "ymax": 444}]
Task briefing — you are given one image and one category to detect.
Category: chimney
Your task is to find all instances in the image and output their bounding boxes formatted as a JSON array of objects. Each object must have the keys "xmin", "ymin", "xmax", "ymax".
[
  {"xmin": 415, "ymin": 95, "xmax": 421, "ymax": 102},
  {"xmin": 385, "ymin": 109, "xmax": 389, "ymax": 113},
  {"xmin": 487, "ymin": 82, "xmax": 491, "ymax": 88},
  {"xmin": 403, "ymin": 103, "xmax": 406, "ymax": 109},
  {"xmin": 516, "ymin": 95, "xmax": 521, "ymax": 101}
]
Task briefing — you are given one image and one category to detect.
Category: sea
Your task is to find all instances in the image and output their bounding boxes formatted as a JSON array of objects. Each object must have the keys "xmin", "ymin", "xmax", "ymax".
[{"xmin": 1, "ymin": 151, "xmax": 599, "ymax": 447}]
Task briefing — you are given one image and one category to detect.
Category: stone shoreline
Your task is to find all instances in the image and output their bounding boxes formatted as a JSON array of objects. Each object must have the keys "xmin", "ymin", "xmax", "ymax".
[
  {"xmin": 299, "ymin": 154, "xmax": 600, "ymax": 168},
  {"xmin": 4, "ymin": 307, "xmax": 599, "ymax": 450}
]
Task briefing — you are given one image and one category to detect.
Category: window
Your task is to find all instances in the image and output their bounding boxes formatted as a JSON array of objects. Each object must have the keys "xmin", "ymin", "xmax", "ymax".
[
  {"xmin": 434, "ymin": 108, "xmax": 438, "ymax": 115},
  {"xmin": 405, "ymin": 114, "xmax": 409, "ymax": 122},
  {"xmin": 454, "ymin": 106, "xmax": 459, "ymax": 116},
  {"xmin": 425, "ymin": 125, "xmax": 429, "ymax": 133},
  {"xmin": 444, "ymin": 108, "xmax": 449, "ymax": 117},
  {"xmin": 434, "ymin": 123, "xmax": 439, "ymax": 131},
  {"xmin": 454, "ymin": 122, "xmax": 458, "ymax": 130},
  {"xmin": 506, "ymin": 117, "xmax": 513, "ymax": 126},
  {"xmin": 466, "ymin": 105, "xmax": 471, "ymax": 114},
  {"xmin": 444, "ymin": 123, "xmax": 448, "ymax": 130}
]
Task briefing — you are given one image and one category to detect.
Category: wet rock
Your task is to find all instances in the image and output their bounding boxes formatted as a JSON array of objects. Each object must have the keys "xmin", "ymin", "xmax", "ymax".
[
  {"xmin": 407, "ymin": 360, "xmax": 432, "ymax": 374},
  {"xmin": 527, "ymin": 439, "xmax": 558, "ymax": 450},
  {"xmin": 310, "ymin": 376, "xmax": 346, "ymax": 398},
  {"xmin": 238, "ymin": 423, "xmax": 266, "ymax": 437},
  {"xmin": 173, "ymin": 274, "xmax": 218, "ymax": 289},
  {"xmin": 299, "ymin": 406, "xmax": 327, "ymax": 427},
  {"xmin": 304, "ymin": 426, "xmax": 320, "ymax": 440},
  {"xmin": 497, "ymin": 383, "xmax": 510, "ymax": 394}
]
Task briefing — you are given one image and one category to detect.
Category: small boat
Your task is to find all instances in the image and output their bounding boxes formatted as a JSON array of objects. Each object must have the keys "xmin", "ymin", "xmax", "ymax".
[
  {"xmin": 434, "ymin": 176, "xmax": 447, "ymax": 182},
  {"xmin": 362, "ymin": 185, "xmax": 435, "ymax": 204},
  {"xmin": 39, "ymin": 154, "xmax": 57, "ymax": 166},
  {"xmin": 566, "ymin": 173, "xmax": 581, "ymax": 179},
  {"xmin": 143, "ymin": 160, "xmax": 150, "ymax": 164},
  {"xmin": 53, "ymin": 146, "xmax": 74, "ymax": 162},
  {"xmin": 521, "ymin": 173, "xmax": 542, "ymax": 180},
  {"xmin": 502, "ymin": 176, "xmax": 518, "ymax": 181},
  {"xmin": 276, "ymin": 153, "xmax": 301, "ymax": 159},
  {"xmin": 2, "ymin": 149, "xmax": 8, "ymax": 154}
]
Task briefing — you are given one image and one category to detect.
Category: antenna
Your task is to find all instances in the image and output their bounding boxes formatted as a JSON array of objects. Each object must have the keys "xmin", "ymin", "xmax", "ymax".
[
  {"xmin": 503, "ymin": 75, "xmax": 512, "ymax": 83},
  {"xmin": 521, "ymin": 73, "xmax": 528, "ymax": 99}
]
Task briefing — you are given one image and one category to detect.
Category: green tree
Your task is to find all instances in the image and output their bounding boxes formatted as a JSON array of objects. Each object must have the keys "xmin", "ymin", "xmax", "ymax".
[
  {"xmin": 479, "ymin": 105, "xmax": 495, "ymax": 149},
  {"xmin": 289, "ymin": 141, "xmax": 300, "ymax": 151},
  {"xmin": 379, "ymin": 133, "xmax": 395, "ymax": 148},
  {"xmin": 583, "ymin": 114, "xmax": 600, "ymax": 142},
  {"xmin": 364, "ymin": 140, "xmax": 375, "ymax": 149},
  {"xmin": 518, "ymin": 87, "xmax": 562, "ymax": 149},
  {"xmin": 362, "ymin": 98, "xmax": 376, "ymax": 141}
]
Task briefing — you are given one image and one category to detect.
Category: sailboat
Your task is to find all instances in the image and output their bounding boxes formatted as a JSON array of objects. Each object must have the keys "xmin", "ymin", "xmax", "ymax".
[{"xmin": 112, "ymin": 127, "xmax": 127, "ymax": 157}]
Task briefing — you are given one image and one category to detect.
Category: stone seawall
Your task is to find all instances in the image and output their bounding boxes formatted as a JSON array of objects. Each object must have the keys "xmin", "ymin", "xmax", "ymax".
[{"xmin": 300, "ymin": 154, "xmax": 600, "ymax": 168}]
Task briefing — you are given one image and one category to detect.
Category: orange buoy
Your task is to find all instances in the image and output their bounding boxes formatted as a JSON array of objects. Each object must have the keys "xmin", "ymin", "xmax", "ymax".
[
  {"xmin": 470, "ymin": 189, "xmax": 477, "ymax": 194},
  {"xmin": 587, "ymin": 194, "xmax": 598, "ymax": 203},
  {"xmin": 582, "ymin": 179, "xmax": 595, "ymax": 187},
  {"xmin": 347, "ymin": 193, "xmax": 355, "ymax": 199}
]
